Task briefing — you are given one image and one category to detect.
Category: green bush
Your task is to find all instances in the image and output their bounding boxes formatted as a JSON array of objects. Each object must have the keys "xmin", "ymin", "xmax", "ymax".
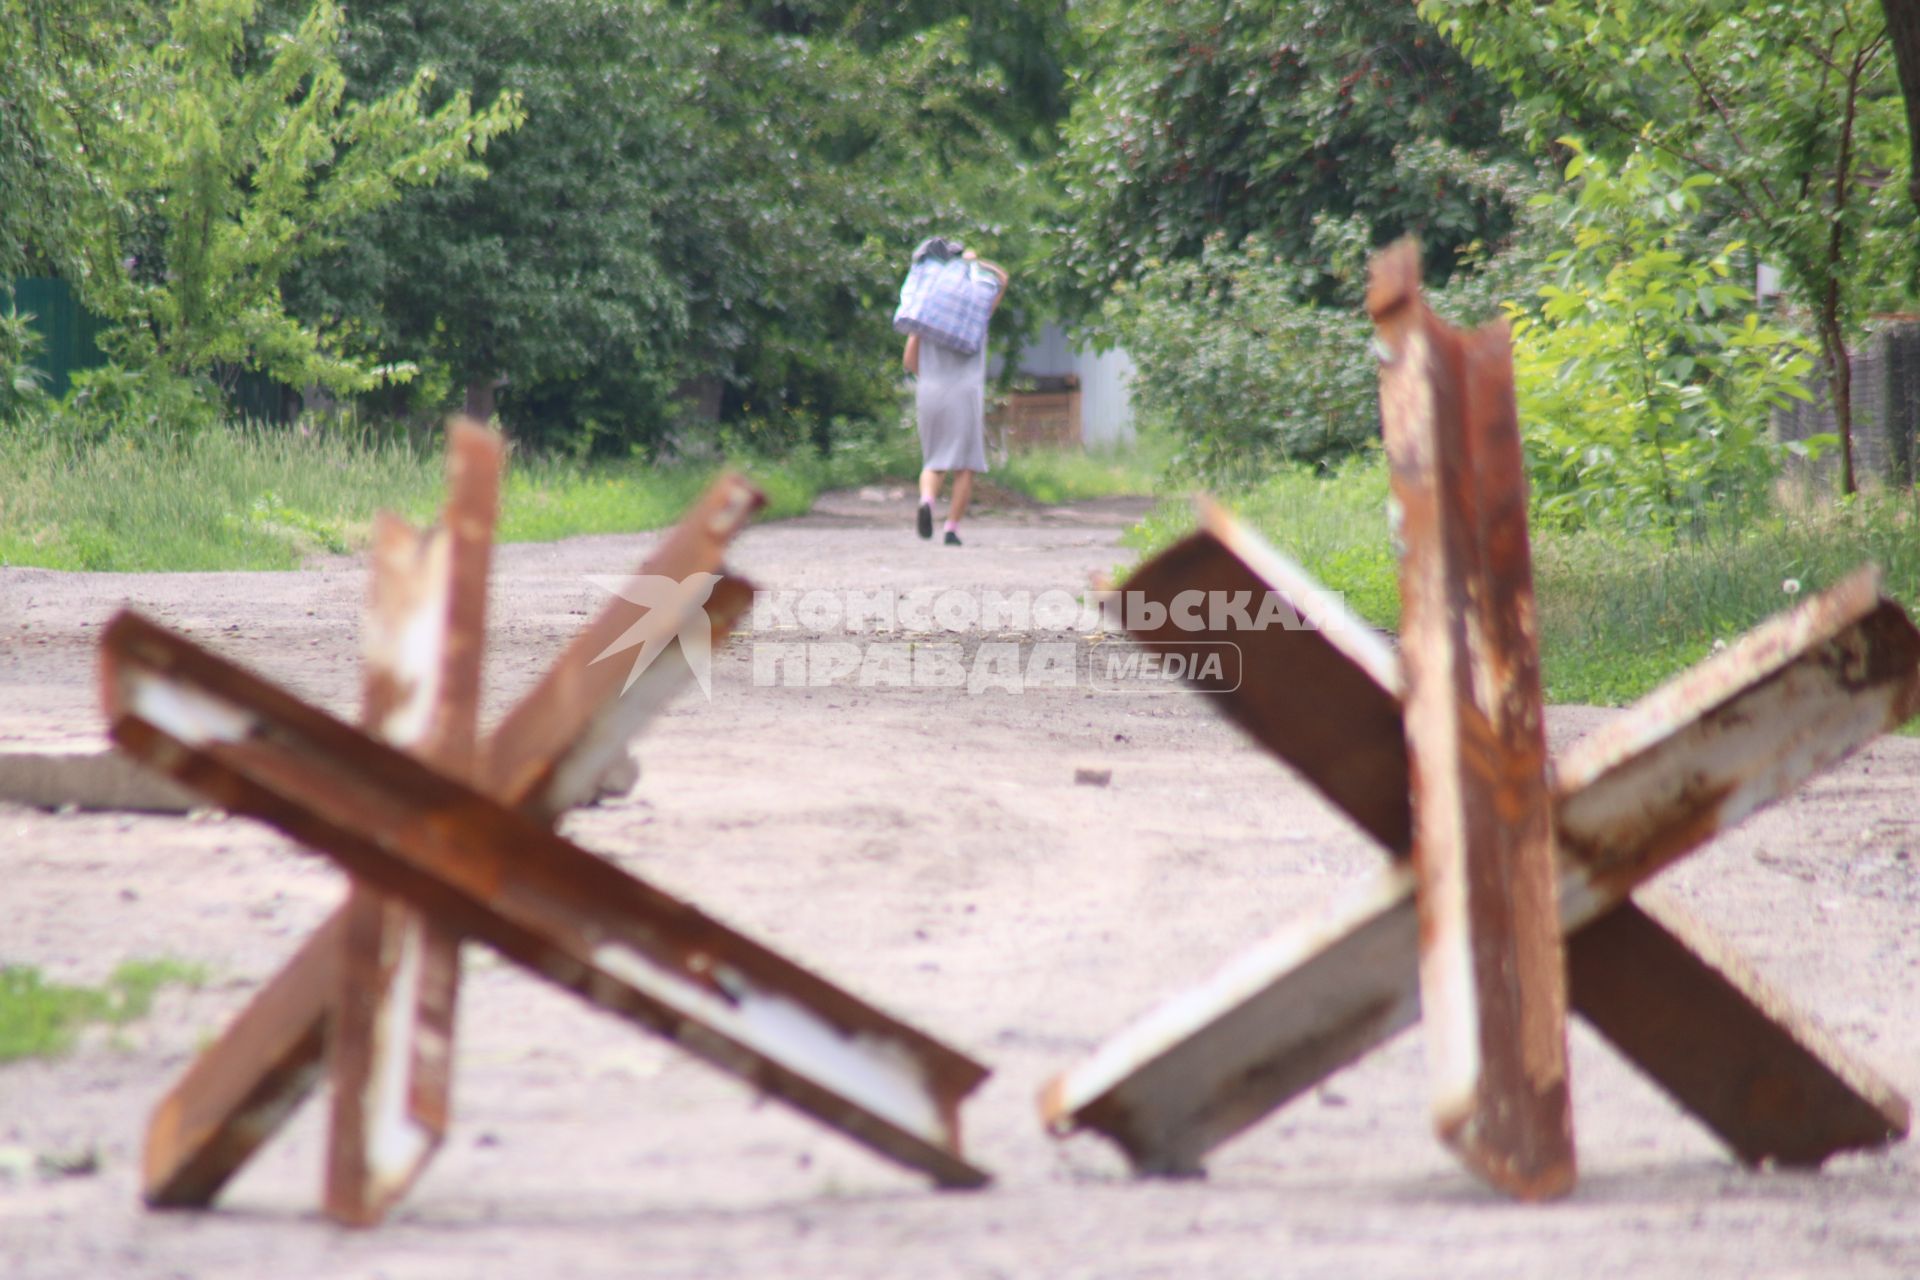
[
  {"xmin": 1098, "ymin": 206, "xmax": 1541, "ymax": 487},
  {"xmin": 1103, "ymin": 234, "xmax": 1379, "ymax": 482},
  {"xmin": 56, "ymin": 364, "xmax": 224, "ymax": 442},
  {"xmin": 1506, "ymin": 142, "xmax": 1815, "ymax": 533}
]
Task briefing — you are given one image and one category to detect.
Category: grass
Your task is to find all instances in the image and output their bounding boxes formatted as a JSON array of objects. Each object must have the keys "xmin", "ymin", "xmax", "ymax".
[
  {"xmin": 0, "ymin": 959, "xmax": 206, "ymax": 1063},
  {"xmin": 491, "ymin": 434, "xmax": 924, "ymax": 541},
  {"xmin": 0, "ymin": 425, "xmax": 440, "ymax": 570},
  {"xmin": 1124, "ymin": 452, "xmax": 1920, "ymax": 707},
  {"xmin": 0, "ymin": 413, "xmax": 1168, "ymax": 572},
  {"xmin": 0, "ymin": 420, "xmax": 927, "ymax": 571},
  {"xmin": 991, "ymin": 428, "xmax": 1173, "ymax": 504}
]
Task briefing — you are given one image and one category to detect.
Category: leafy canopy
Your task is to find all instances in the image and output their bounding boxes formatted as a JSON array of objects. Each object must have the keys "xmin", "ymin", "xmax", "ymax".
[
  {"xmin": 0, "ymin": 0, "xmax": 118, "ymax": 281},
  {"xmin": 294, "ymin": 1, "xmax": 1060, "ymax": 452},
  {"xmin": 1423, "ymin": 0, "xmax": 1912, "ymax": 490},
  {"xmin": 1508, "ymin": 142, "xmax": 1814, "ymax": 531},
  {"xmin": 1056, "ymin": 0, "xmax": 1524, "ymax": 305},
  {"xmin": 67, "ymin": 0, "xmax": 521, "ymax": 394}
]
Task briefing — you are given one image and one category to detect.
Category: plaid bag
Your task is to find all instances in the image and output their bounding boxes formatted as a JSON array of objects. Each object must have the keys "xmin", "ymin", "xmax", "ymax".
[{"xmin": 893, "ymin": 257, "xmax": 1001, "ymax": 356}]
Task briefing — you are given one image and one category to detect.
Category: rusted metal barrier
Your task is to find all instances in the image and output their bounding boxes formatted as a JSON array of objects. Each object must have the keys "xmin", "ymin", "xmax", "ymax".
[
  {"xmin": 326, "ymin": 424, "xmax": 499, "ymax": 1224},
  {"xmin": 120, "ymin": 423, "xmax": 990, "ymax": 1224},
  {"xmin": 1374, "ymin": 242, "xmax": 1574, "ymax": 1198},
  {"xmin": 1042, "ymin": 242, "xmax": 1915, "ymax": 1197}
]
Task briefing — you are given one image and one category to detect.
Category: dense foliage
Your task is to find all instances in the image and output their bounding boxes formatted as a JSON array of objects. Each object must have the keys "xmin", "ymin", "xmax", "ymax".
[
  {"xmin": 3, "ymin": 0, "xmax": 1064, "ymax": 452},
  {"xmin": 1100, "ymin": 232, "xmax": 1376, "ymax": 479},
  {"xmin": 1422, "ymin": 0, "xmax": 1912, "ymax": 493},
  {"xmin": 290, "ymin": 1, "xmax": 1059, "ymax": 453},
  {"xmin": 1508, "ymin": 144, "xmax": 1815, "ymax": 530},
  {"xmin": 1071, "ymin": 0, "xmax": 1920, "ymax": 513},
  {"xmin": 1052, "ymin": 0, "xmax": 1547, "ymax": 484},
  {"xmin": 7, "ymin": 0, "xmax": 1920, "ymax": 516},
  {"xmin": 6, "ymin": 0, "xmax": 518, "ymax": 408},
  {"xmin": 96, "ymin": 0, "xmax": 519, "ymax": 397},
  {"xmin": 0, "ymin": 0, "xmax": 114, "ymax": 281},
  {"xmin": 1055, "ymin": 0, "xmax": 1525, "ymax": 304}
]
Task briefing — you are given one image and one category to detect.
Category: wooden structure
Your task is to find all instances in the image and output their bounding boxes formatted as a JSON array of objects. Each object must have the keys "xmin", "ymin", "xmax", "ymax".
[{"xmin": 989, "ymin": 374, "xmax": 1083, "ymax": 453}]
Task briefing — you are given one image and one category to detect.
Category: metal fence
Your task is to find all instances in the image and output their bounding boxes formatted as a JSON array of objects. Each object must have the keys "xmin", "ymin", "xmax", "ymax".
[
  {"xmin": 6, "ymin": 276, "xmax": 298, "ymax": 421},
  {"xmin": 8, "ymin": 277, "xmax": 109, "ymax": 399},
  {"xmin": 1774, "ymin": 322, "xmax": 1920, "ymax": 488}
]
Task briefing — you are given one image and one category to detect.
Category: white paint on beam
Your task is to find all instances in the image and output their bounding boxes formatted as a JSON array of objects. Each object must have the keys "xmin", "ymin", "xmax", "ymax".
[
  {"xmin": 542, "ymin": 641, "xmax": 693, "ymax": 814},
  {"xmin": 590, "ymin": 943, "xmax": 949, "ymax": 1148},
  {"xmin": 364, "ymin": 918, "xmax": 433, "ymax": 1194},
  {"xmin": 363, "ymin": 525, "xmax": 453, "ymax": 748},
  {"xmin": 127, "ymin": 671, "xmax": 256, "ymax": 747},
  {"xmin": 1049, "ymin": 866, "xmax": 1420, "ymax": 1128}
]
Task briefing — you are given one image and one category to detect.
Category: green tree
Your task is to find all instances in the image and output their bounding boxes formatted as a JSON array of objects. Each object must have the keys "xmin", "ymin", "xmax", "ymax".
[
  {"xmin": 683, "ymin": 10, "xmax": 1059, "ymax": 440},
  {"xmin": 297, "ymin": 1, "xmax": 1053, "ymax": 453},
  {"xmin": 1103, "ymin": 234, "xmax": 1378, "ymax": 478},
  {"xmin": 1422, "ymin": 0, "xmax": 1911, "ymax": 494},
  {"xmin": 63, "ymin": 0, "xmax": 520, "ymax": 398},
  {"xmin": 0, "ymin": 1, "xmax": 97, "ymax": 279},
  {"xmin": 737, "ymin": 0, "xmax": 1077, "ymax": 153},
  {"xmin": 286, "ymin": 0, "xmax": 694, "ymax": 434},
  {"xmin": 1055, "ymin": 0, "xmax": 1524, "ymax": 305}
]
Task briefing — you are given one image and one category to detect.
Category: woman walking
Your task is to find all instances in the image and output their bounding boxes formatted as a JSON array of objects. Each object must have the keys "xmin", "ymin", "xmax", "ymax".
[{"xmin": 902, "ymin": 247, "xmax": 1009, "ymax": 546}]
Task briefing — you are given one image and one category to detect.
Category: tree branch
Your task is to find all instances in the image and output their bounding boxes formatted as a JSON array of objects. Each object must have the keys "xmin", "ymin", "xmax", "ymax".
[{"xmin": 1676, "ymin": 50, "xmax": 1782, "ymax": 207}]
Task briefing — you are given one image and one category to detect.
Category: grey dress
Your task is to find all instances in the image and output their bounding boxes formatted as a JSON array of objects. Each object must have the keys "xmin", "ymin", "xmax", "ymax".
[{"xmin": 915, "ymin": 337, "xmax": 990, "ymax": 472}]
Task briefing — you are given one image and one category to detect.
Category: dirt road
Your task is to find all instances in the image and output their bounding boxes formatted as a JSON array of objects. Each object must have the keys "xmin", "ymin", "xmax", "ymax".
[{"xmin": 2, "ymin": 486, "xmax": 1917, "ymax": 1278}]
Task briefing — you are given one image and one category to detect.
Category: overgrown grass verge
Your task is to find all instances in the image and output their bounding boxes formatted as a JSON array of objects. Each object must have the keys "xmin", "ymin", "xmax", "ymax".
[
  {"xmin": 0, "ymin": 415, "xmax": 1169, "ymax": 571},
  {"xmin": 493, "ymin": 431, "xmax": 924, "ymax": 542},
  {"xmin": 991, "ymin": 429, "xmax": 1173, "ymax": 504},
  {"xmin": 1125, "ymin": 454, "xmax": 1920, "ymax": 707},
  {"xmin": 0, "ymin": 422, "xmax": 924, "ymax": 571},
  {"xmin": 0, "ymin": 960, "xmax": 206, "ymax": 1063}
]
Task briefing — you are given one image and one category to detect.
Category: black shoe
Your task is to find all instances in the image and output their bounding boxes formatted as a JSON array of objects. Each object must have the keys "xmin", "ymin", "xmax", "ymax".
[
  {"xmin": 917, "ymin": 503, "xmax": 933, "ymax": 539},
  {"xmin": 944, "ymin": 529, "xmax": 962, "ymax": 546}
]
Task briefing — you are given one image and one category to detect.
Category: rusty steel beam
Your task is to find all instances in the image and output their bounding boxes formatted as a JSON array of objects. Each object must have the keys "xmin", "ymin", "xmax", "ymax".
[
  {"xmin": 1371, "ymin": 240, "xmax": 1574, "ymax": 1199},
  {"xmin": 326, "ymin": 419, "xmax": 499, "ymax": 1227},
  {"xmin": 144, "ymin": 422, "xmax": 501, "ymax": 1214},
  {"xmin": 1044, "ymin": 531, "xmax": 1916, "ymax": 1175},
  {"xmin": 1568, "ymin": 891, "xmax": 1912, "ymax": 1167},
  {"xmin": 143, "ymin": 914, "xmax": 344, "ymax": 1206},
  {"xmin": 139, "ymin": 466, "xmax": 764, "ymax": 1213},
  {"xmin": 1549, "ymin": 570, "xmax": 1920, "ymax": 902},
  {"xmin": 105, "ymin": 612, "xmax": 991, "ymax": 1188},
  {"xmin": 1041, "ymin": 866, "xmax": 1421, "ymax": 1176},
  {"xmin": 1116, "ymin": 503, "xmax": 1407, "ymax": 852},
  {"xmin": 482, "ymin": 471, "xmax": 764, "ymax": 818}
]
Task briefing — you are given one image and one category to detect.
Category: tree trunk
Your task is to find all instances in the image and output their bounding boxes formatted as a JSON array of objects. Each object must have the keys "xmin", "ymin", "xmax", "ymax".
[
  {"xmin": 463, "ymin": 375, "xmax": 499, "ymax": 423},
  {"xmin": 1881, "ymin": 0, "xmax": 1920, "ymax": 215},
  {"xmin": 1820, "ymin": 320, "xmax": 1859, "ymax": 497},
  {"xmin": 1817, "ymin": 44, "xmax": 1869, "ymax": 496}
]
